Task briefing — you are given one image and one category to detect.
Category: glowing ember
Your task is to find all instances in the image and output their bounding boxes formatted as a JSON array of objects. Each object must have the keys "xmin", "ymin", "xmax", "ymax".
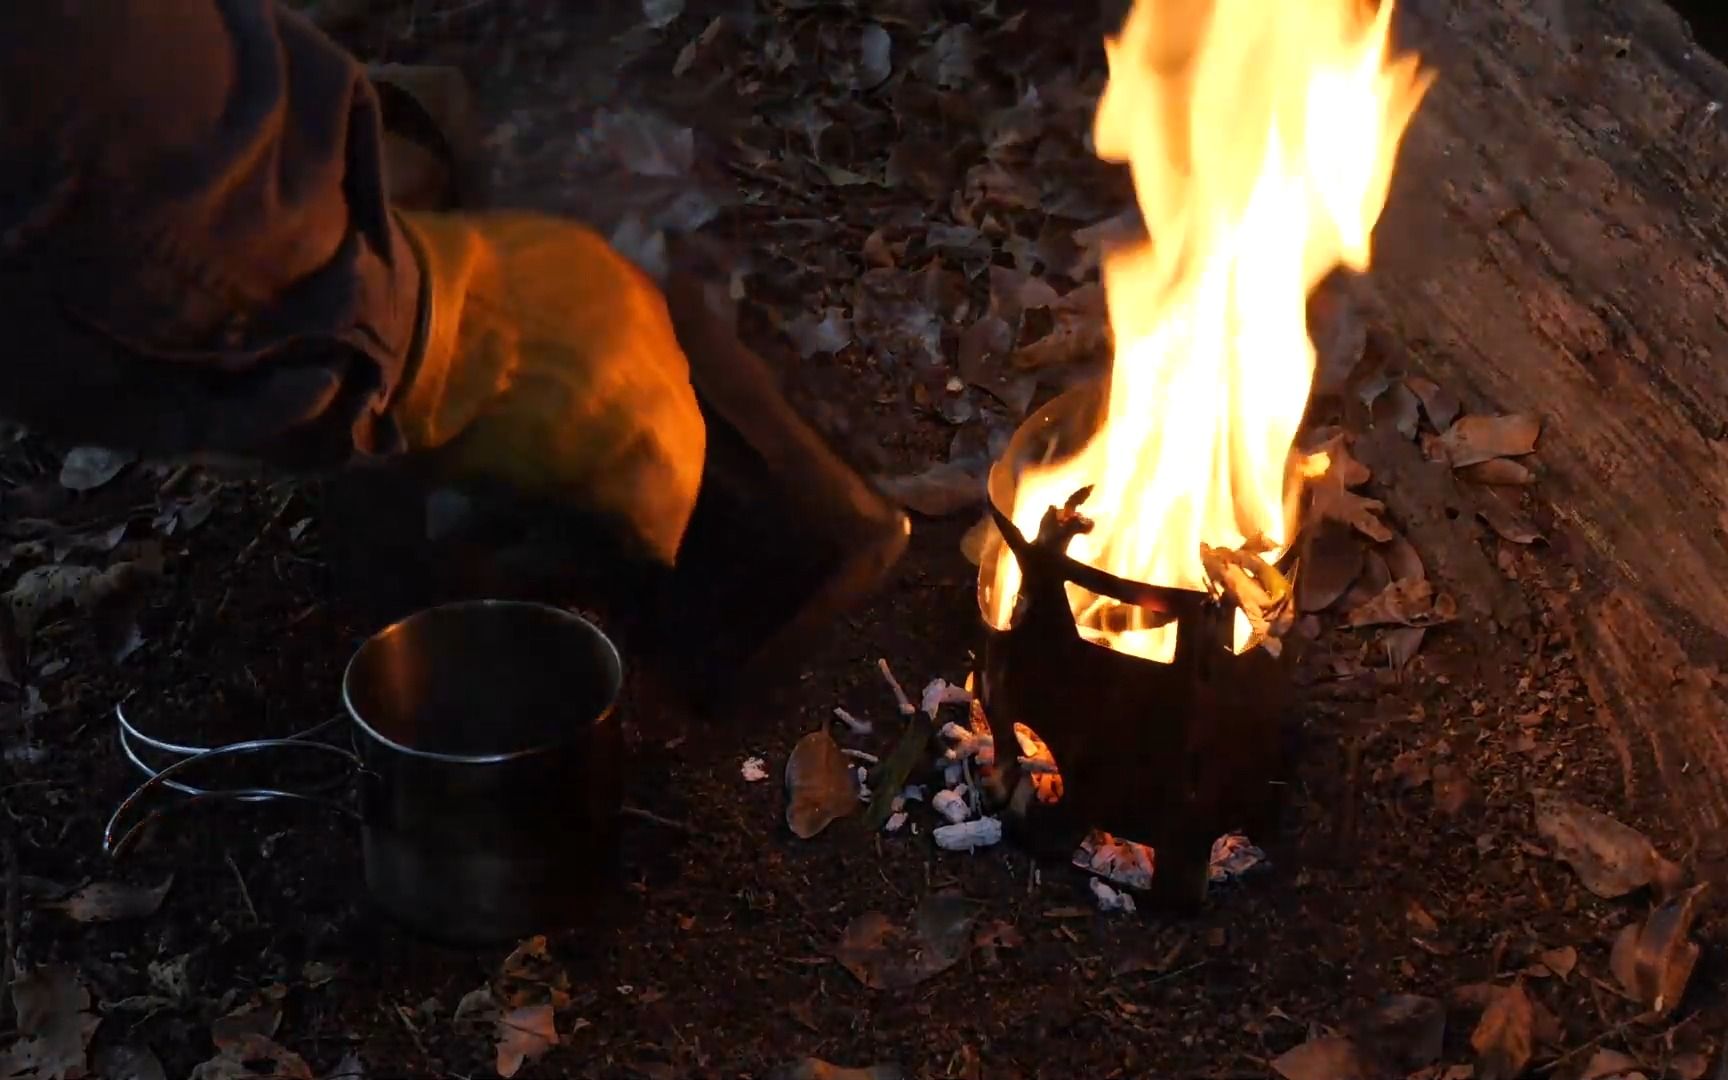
[{"xmin": 985, "ymin": 0, "xmax": 1430, "ymax": 662}]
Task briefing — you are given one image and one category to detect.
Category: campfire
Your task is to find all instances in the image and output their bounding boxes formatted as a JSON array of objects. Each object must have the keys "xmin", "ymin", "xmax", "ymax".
[{"xmin": 972, "ymin": 0, "xmax": 1431, "ymax": 904}]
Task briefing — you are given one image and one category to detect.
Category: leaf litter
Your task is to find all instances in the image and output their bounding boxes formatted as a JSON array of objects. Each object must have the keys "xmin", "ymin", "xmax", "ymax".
[
  {"xmin": 1531, "ymin": 790, "xmax": 1683, "ymax": 899},
  {"xmin": 0, "ymin": 966, "xmax": 100, "ymax": 1080},
  {"xmin": 42, "ymin": 876, "xmax": 172, "ymax": 923}
]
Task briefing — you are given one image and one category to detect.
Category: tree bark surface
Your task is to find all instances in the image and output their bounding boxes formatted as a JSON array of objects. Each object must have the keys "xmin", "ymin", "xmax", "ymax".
[{"xmin": 1370, "ymin": 0, "xmax": 1728, "ymax": 860}]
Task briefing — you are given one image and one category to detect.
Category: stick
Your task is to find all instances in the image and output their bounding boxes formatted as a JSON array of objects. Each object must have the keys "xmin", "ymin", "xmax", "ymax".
[
  {"xmin": 1535, "ymin": 1011, "xmax": 1656, "ymax": 1075},
  {"xmin": 832, "ymin": 707, "xmax": 872, "ymax": 735},
  {"xmin": 620, "ymin": 804, "xmax": 699, "ymax": 835},
  {"xmin": 877, "ymin": 658, "xmax": 915, "ymax": 716},
  {"xmin": 234, "ymin": 490, "xmax": 294, "ymax": 567},
  {"xmin": 864, "ymin": 714, "xmax": 933, "ymax": 832},
  {"xmin": 225, "ymin": 852, "xmax": 258, "ymax": 924}
]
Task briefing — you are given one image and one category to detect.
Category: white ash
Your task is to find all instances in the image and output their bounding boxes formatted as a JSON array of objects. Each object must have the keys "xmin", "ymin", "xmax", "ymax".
[
  {"xmin": 884, "ymin": 811, "xmax": 909, "ymax": 834},
  {"xmin": 856, "ymin": 765, "xmax": 873, "ymax": 804},
  {"xmin": 932, "ymin": 788, "xmax": 972, "ymax": 825},
  {"xmin": 832, "ymin": 707, "xmax": 872, "ymax": 735},
  {"xmin": 939, "ymin": 722, "xmax": 994, "ymax": 763},
  {"xmin": 1090, "ymin": 877, "xmax": 1137, "ymax": 914},
  {"xmin": 876, "ymin": 658, "xmax": 916, "ymax": 715},
  {"xmin": 943, "ymin": 762, "xmax": 965, "ymax": 787},
  {"xmin": 900, "ymin": 785, "xmax": 926, "ymax": 803},
  {"xmin": 934, "ymin": 816, "xmax": 1002, "ymax": 852},
  {"xmin": 919, "ymin": 678, "xmax": 974, "ymax": 719},
  {"xmin": 740, "ymin": 757, "xmax": 769, "ymax": 783}
]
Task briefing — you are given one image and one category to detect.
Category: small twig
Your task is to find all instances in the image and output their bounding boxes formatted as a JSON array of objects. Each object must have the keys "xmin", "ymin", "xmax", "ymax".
[
  {"xmin": 234, "ymin": 491, "xmax": 294, "ymax": 567},
  {"xmin": 832, "ymin": 707, "xmax": 872, "ymax": 735},
  {"xmin": 1536, "ymin": 1011, "xmax": 1657, "ymax": 1074},
  {"xmin": 876, "ymin": 658, "xmax": 915, "ymax": 716},
  {"xmin": 225, "ymin": 852, "xmax": 258, "ymax": 924},
  {"xmin": 620, "ymin": 804, "xmax": 699, "ymax": 836},
  {"xmin": 841, "ymin": 748, "xmax": 880, "ymax": 765}
]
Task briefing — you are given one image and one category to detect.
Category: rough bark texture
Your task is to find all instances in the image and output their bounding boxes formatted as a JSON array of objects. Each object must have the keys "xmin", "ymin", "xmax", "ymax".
[{"xmin": 1371, "ymin": 0, "xmax": 1728, "ymax": 862}]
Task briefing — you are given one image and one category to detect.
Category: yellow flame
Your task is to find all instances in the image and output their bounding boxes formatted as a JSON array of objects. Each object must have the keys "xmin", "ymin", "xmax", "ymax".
[{"xmin": 987, "ymin": 0, "xmax": 1429, "ymax": 662}]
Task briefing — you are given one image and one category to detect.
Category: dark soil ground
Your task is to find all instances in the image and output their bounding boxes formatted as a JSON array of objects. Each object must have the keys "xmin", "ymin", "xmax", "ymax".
[{"xmin": 2, "ymin": 2, "xmax": 1724, "ymax": 1078}]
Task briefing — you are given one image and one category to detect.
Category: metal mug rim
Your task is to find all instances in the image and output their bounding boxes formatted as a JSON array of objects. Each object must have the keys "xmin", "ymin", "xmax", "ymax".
[{"xmin": 340, "ymin": 598, "xmax": 623, "ymax": 766}]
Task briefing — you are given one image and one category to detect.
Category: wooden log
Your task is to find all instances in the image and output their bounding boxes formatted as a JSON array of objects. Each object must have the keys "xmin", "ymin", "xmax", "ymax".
[{"xmin": 1368, "ymin": 0, "xmax": 1728, "ymax": 864}]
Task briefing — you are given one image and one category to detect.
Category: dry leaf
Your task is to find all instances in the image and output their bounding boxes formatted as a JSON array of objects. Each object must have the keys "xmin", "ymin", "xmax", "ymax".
[
  {"xmin": 1271, "ymin": 1036, "xmax": 1370, "ymax": 1080},
  {"xmin": 1532, "ymin": 790, "xmax": 1683, "ymax": 899},
  {"xmin": 785, "ymin": 730, "xmax": 857, "ymax": 839},
  {"xmin": 835, "ymin": 892, "xmax": 975, "ymax": 990},
  {"xmin": 1295, "ymin": 519, "xmax": 1364, "ymax": 613},
  {"xmin": 1581, "ymin": 1048, "xmax": 1644, "ymax": 1080},
  {"xmin": 1437, "ymin": 414, "xmax": 1541, "ymax": 468},
  {"xmin": 60, "ymin": 446, "xmax": 135, "ymax": 492},
  {"xmin": 45, "ymin": 876, "xmax": 172, "ymax": 923},
  {"xmin": 190, "ymin": 1034, "xmax": 312, "ymax": 1080},
  {"xmin": 1307, "ymin": 435, "xmax": 1393, "ymax": 543},
  {"xmin": 1380, "ymin": 533, "xmax": 1426, "ymax": 584},
  {"xmin": 775, "ymin": 1059, "xmax": 904, "ymax": 1080},
  {"xmin": 1381, "ymin": 626, "xmax": 1427, "ymax": 671},
  {"xmin": 1609, "ymin": 883, "xmax": 1709, "ymax": 1016},
  {"xmin": 323, "ymin": 1050, "xmax": 365, "ymax": 1080},
  {"xmin": 1475, "ymin": 486, "xmax": 1541, "ymax": 544},
  {"xmin": 856, "ymin": 24, "xmax": 893, "ymax": 90},
  {"xmin": 1537, "ymin": 946, "xmax": 1577, "ymax": 981},
  {"xmin": 875, "ymin": 461, "xmax": 985, "ymax": 517},
  {"xmin": 1405, "ymin": 376, "xmax": 1461, "ymax": 432},
  {"xmin": 784, "ymin": 308, "xmax": 853, "ymax": 358},
  {"xmin": 1470, "ymin": 981, "xmax": 1534, "ymax": 1080},
  {"xmin": 495, "ymin": 1004, "xmax": 558, "ymax": 1079},
  {"xmin": 0, "ymin": 966, "xmax": 100, "ymax": 1080},
  {"xmin": 1351, "ymin": 994, "xmax": 1445, "ymax": 1073},
  {"xmin": 958, "ymin": 315, "xmax": 1035, "ymax": 415},
  {"xmin": 1373, "ymin": 381, "xmax": 1422, "ymax": 439},
  {"xmin": 1431, "ymin": 764, "xmax": 1475, "ymax": 816},
  {"xmin": 959, "ymin": 515, "xmax": 996, "ymax": 568},
  {"xmin": 1457, "ymin": 458, "xmax": 1535, "ymax": 485},
  {"xmin": 1347, "ymin": 578, "xmax": 1456, "ymax": 628},
  {"xmin": 1666, "ymin": 1050, "xmax": 1709, "ymax": 1080},
  {"xmin": 94, "ymin": 1044, "xmax": 168, "ymax": 1080}
]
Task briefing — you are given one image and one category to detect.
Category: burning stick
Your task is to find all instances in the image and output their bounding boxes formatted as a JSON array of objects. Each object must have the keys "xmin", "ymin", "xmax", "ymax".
[{"xmin": 876, "ymin": 658, "xmax": 916, "ymax": 716}]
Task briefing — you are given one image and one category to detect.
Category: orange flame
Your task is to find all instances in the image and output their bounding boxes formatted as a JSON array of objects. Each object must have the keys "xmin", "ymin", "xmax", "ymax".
[{"xmin": 986, "ymin": 0, "xmax": 1430, "ymax": 662}]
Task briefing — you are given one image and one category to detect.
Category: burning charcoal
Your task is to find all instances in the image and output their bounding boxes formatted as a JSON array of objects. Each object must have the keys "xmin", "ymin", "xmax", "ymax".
[
  {"xmin": 933, "ymin": 817, "xmax": 1002, "ymax": 852},
  {"xmin": 884, "ymin": 811, "xmax": 909, "ymax": 834},
  {"xmin": 1090, "ymin": 877, "xmax": 1138, "ymax": 914},
  {"xmin": 1074, "ymin": 832, "xmax": 1156, "ymax": 891},
  {"xmin": 832, "ymin": 707, "xmax": 872, "ymax": 736},
  {"xmin": 741, "ymin": 757, "xmax": 769, "ymax": 783},
  {"xmin": 1208, "ymin": 834, "xmax": 1270, "ymax": 883}
]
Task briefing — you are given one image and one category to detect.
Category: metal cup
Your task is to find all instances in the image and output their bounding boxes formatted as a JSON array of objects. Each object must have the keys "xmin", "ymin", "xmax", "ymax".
[{"xmin": 106, "ymin": 600, "xmax": 625, "ymax": 946}]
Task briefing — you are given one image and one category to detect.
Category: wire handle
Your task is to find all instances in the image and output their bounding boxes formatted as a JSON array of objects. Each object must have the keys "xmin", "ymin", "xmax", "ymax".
[{"xmin": 103, "ymin": 737, "xmax": 365, "ymax": 860}]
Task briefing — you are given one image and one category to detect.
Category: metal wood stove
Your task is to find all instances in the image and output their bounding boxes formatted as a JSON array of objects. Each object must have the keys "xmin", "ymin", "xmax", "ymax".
[{"xmin": 975, "ymin": 384, "xmax": 1299, "ymax": 910}]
